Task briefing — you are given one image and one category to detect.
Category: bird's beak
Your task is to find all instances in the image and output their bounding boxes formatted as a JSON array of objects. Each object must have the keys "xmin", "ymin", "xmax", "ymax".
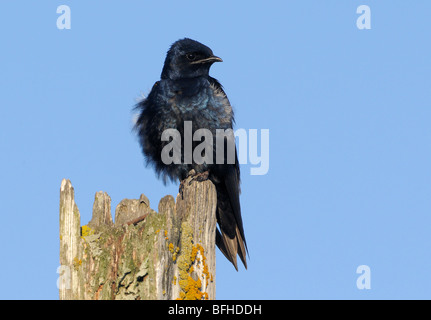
[{"xmin": 191, "ymin": 55, "xmax": 223, "ymax": 64}]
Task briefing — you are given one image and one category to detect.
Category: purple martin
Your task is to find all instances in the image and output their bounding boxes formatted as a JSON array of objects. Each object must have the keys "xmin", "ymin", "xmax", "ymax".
[{"xmin": 134, "ymin": 38, "xmax": 247, "ymax": 270}]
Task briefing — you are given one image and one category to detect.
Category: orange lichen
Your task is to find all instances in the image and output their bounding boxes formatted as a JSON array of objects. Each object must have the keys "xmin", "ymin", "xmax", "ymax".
[
  {"xmin": 73, "ymin": 257, "xmax": 82, "ymax": 270},
  {"xmin": 191, "ymin": 245, "xmax": 198, "ymax": 262},
  {"xmin": 179, "ymin": 276, "xmax": 204, "ymax": 300},
  {"xmin": 176, "ymin": 223, "xmax": 213, "ymax": 300},
  {"xmin": 177, "ymin": 243, "xmax": 211, "ymax": 300},
  {"xmin": 168, "ymin": 243, "xmax": 174, "ymax": 253}
]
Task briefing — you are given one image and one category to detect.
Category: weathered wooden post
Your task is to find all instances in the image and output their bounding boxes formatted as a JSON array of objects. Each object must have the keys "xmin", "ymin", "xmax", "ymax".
[{"xmin": 59, "ymin": 176, "xmax": 217, "ymax": 300}]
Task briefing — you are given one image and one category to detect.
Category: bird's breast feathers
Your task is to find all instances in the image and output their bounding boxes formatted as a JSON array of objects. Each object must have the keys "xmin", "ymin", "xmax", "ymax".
[{"xmin": 154, "ymin": 79, "xmax": 233, "ymax": 130}]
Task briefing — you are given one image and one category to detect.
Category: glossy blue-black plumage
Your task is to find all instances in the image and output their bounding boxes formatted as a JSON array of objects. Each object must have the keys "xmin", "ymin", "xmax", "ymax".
[{"xmin": 134, "ymin": 38, "xmax": 247, "ymax": 270}]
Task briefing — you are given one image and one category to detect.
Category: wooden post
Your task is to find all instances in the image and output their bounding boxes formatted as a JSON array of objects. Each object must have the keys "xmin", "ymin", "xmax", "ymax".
[{"xmin": 59, "ymin": 176, "xmax": 217, "ymax": 300}]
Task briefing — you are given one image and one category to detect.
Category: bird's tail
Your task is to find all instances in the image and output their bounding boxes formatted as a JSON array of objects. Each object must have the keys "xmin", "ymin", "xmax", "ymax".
[
  {"xmin": 216, "ymin": 226, "xmax": 248, "ymax": 271},
  {"xmin": 210, "ymin": 159, "xmax": 247, "ymax": 270}
]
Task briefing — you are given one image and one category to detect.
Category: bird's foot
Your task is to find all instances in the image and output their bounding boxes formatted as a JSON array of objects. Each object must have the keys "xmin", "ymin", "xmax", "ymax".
[
  {"xmin": 188, "ymin": 170, "xmax": 210, "ymax": 185},
  {"xmin": 179, "ymin": 170, "xmax": 210, "ymax": 199}
]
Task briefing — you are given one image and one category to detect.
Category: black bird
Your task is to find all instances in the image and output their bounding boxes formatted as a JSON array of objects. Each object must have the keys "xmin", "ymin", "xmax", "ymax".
[{"xmin": 134, "ymin": 38, "xmax": 247, "ymax": 270}]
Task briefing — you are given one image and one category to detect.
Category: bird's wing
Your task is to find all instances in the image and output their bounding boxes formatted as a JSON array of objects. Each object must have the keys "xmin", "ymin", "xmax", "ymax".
[
  {"xmin": 207, "ymin": 78, "xmax": 248, "ymax": 269},
  {"xmin": 213, "ymin": 148, "xmax": 248, "ymax": 270}
]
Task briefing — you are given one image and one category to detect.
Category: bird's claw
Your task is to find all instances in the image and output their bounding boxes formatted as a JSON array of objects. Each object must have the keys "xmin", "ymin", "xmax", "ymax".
[
  {"xmin": 179, "ymin": 170, "xmax": 210, "ymax": 199},
  {"xmin": 188, "ymin": 171, "xmax": 210, "ymax": 185}
]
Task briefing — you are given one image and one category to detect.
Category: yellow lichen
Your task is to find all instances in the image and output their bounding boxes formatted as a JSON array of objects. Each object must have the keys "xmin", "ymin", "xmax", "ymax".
[
  {"xmin": 73, "ymin": 257, "xmax": 82, "ymax": 270},
  {"xmin": 81, "ymin": 225, "xmax": 94, "ymax": 237}
]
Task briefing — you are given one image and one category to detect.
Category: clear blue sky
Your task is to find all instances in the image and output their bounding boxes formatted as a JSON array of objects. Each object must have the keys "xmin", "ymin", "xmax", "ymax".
[{"xmin": 1, "ymin": 1, "xmax": 430, "ymax": 299}]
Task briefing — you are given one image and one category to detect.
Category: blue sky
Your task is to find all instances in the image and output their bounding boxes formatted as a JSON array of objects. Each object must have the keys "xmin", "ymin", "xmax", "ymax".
[{"xmin": 0, "ymin": 1, "xmax": 430, "ymax": 299}]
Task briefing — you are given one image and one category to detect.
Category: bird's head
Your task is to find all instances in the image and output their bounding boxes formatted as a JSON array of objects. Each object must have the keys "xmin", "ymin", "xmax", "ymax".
[{"xmin": 161, "ymin": 38, "xmax": 222, "ymax": 80}]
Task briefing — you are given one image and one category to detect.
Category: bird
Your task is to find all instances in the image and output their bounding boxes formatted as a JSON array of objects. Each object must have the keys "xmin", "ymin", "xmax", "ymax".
[{"xmin": 134, "ymin": 38, "xmax": 247, "ymax": 270}]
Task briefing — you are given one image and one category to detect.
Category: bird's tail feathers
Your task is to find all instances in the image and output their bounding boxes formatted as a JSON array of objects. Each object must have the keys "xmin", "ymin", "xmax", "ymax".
[{"xmin": 216, "ymin": 226, "xmax": 248, "ymax": 271}]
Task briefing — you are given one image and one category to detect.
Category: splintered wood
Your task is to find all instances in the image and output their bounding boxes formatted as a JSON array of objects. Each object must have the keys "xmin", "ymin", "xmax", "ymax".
[{"xmin": 59, "ymin": 177, "xmax": 216, "ymax": 300}]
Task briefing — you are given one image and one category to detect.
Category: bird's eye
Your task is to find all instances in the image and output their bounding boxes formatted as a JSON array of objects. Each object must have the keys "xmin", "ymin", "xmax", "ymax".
[{"xmin": 186, "ymin": 53, "xmax": 196, "ymax": 61}]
